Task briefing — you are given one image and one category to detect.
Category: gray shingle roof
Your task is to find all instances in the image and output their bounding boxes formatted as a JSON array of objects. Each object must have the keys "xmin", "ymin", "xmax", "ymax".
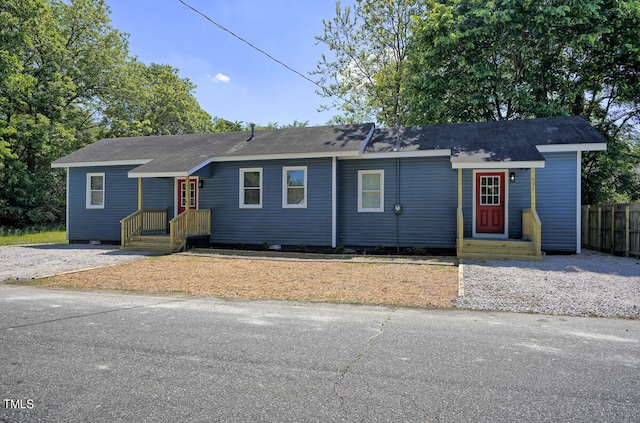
[
  {"xmin": 52, "ymin": 123, "xmax": 375, "ymax": 175},
  {"xmin": 52, "ymin": 116, "xmax": 606, "ymax": 175},
  {"xmin": 366, "ymin": 116, "xmax": 606, "ymax": 164}
]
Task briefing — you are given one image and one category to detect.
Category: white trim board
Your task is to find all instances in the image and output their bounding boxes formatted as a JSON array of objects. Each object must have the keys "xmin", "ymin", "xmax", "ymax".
[
  {"xmin": 52, "ymin": 159, "xmax": 151, "ymax": 168},
  {"xmin": 536, "ymin": 143, "xmax": 607, "ymax": 153},
  {"xmin": 331, "ymin": 157, "xmax": 337, "ymax": 248},
  {"xmin": 452, "ymin": 160, "xmax": 545, "ymax": 169},
  {"xmin": 343, "ymin": 149, "xmax": 451, "ymax": 160},
  {"xmin": 576, "ymin": 151, "xmax": 582, "ymax": 254}
]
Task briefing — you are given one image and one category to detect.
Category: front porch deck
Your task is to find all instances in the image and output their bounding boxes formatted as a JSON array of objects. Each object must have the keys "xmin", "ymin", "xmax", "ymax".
[
  {"xmin": 120, "ymin": 209, "xmax": 211, "ymax": 254},
  {"xmin": 458, "ymin": 238, "xmax": 542, "ymax": 261},
  {"xmin": 455, "ymin": 167, "xmax": 543, "ymax": 261}
]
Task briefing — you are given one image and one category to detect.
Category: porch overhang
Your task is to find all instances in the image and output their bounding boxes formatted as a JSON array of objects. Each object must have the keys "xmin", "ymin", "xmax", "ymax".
[
  {"xmin": 451, "ymin": 160, "xmax": 545, "ymax": 169},
  {"xmin": 536, "ymin": 143, "xmax": 607, "ymax": 153},
  {"xmin": 127, "ymin": 156, "xmax": 213, "ymax": 179}
]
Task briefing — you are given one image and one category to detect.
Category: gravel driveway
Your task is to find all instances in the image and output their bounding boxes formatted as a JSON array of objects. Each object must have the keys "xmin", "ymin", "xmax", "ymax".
[
  {"xmin": 1, "ymin": 245, "xmax": 638, "ymax": 318},
  {"xmin": 456, "ymin": 249, "xmax": 640, "ymax": 318},
  {"xmin": 0, "ymin": 244, "xmax": 153, "ymax": 281}
]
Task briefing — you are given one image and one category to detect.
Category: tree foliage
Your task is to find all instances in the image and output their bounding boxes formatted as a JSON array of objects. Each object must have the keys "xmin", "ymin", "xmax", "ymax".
[
  {"xmin": 0, "ymin": 0, "xmax": 216, "ymax": 228},
  {"xmin": 403, "ymin": 0, "xmax": 640, "ymax": 203},
  {"xmin": 318, "ymin": 0, "xmax": 639, "ymax": 203},
  {"xmin": 313, "ymin": 0, "xmax": 427, "ymax": 126},
  {"xmin": 99, "ymin": 62, "xmax": 214, "ymax": 138},
  {"xmin": 0, "ymin": 0, "xmax": 128, "ymax": 227}
]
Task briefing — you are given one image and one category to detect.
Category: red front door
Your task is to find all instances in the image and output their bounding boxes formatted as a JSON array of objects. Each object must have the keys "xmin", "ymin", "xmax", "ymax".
[
  {"xmin": 177, "ymin": 178, "xmax": 197, "ymax": 214},
  {"xmin": 475, "ymin": 172, "xmax": 505, "ymax": 234}
]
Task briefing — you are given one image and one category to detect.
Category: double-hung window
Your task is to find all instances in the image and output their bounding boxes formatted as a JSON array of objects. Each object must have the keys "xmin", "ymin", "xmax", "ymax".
[
  {"xmin": 240, "ymin": 168, "xmax": 262, "ymax": 208},
  {"xmin": 282, "ymin": 166, "xmax": 307, "ymax": 208},
  {"xmin": 86, "ymin": 173, "xmax": 105, "ymax": 209},
  {"xmin": 358, "ymin": 170, "xmax": 384, "ymax": 212}
]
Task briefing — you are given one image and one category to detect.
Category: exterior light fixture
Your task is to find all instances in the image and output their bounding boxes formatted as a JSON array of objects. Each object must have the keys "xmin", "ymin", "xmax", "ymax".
[
  {"xmin": 509, "ymin": 171, "xmax": 516, "ymax": 183},
  {"xmin": 198, "ymin": 180, "xmax": 204, "ymax": 189}
]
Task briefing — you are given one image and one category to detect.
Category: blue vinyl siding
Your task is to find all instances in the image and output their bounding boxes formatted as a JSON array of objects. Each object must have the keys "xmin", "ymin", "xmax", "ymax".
[
  {"xmin": 507, "ymin": 169, "xmax": 532, "ymax": 239},
  {"xmin": 338, "ymin": 157, "xmax": 457, "ymax": 249},
  {"xmin": 202, "ymin": 158, "xmax": 333, "ymax": 246},
  {"xmin": 68, "ymin": 166, "xmax": 173, "ymax": 242},
  {"xmin": 66, "ymin": 152, "xmax": 579, "ymax": 252},
  {"xmin": 68, "ymin": 166, "xmax": 137, "ymax": 241},
  {"xmin": 537, "ymin": 152, "xmax": 578, "ymax": 252}
]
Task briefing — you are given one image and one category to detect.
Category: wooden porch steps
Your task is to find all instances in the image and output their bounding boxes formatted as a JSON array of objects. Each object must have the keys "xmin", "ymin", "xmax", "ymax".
[
  {"xmin": 120, "ymin": 234, "xmax": 184, "ymax": 254},
  {"xmin": 458, "ymin": 238, "xmax": 542, "ymax": 261}
]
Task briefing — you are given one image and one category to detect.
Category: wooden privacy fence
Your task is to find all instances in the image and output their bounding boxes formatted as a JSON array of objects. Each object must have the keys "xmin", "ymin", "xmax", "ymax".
[{"xmin": 582, "ymin": 202, "xmax": 640, "ymax": 258}]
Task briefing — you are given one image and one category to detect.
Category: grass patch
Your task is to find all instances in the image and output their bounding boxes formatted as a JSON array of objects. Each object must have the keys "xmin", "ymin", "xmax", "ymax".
[
  {"xmin": 28, "ymin": 255, "xmax": 459, "ymax": 308},
  {"xmin": 0, "ymin": 229, "xmax": 67, "ymax": 246}
]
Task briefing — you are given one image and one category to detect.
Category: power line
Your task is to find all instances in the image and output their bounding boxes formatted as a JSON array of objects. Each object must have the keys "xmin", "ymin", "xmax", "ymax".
[{"xmin": 177, "ymin": 0, "xmax": 336, "ymax": 100}]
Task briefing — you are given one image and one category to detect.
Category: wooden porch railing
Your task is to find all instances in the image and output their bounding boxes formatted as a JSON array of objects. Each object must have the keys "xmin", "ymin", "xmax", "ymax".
[
  {"xmin": 120, "ymin": 209, "xmax": 167, "ymax": 247},
  {"xmin": 456, "ymin": 207, "xmax": 464, "ymax": 256},
  {"xmin": 169, "ymin": 209, "xmax": 211, "ymax": 252},
  {"xmin": 522, "ymin": 208, "xmax": 542, "ymax": 257}
]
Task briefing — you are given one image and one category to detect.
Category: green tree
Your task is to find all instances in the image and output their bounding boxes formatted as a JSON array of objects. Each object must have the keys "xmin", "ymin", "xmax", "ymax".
[
  {"xmin": 210, "ymin": 119, "xmax": 310, "ymax": 132},
  {"xmin": 0, "ymin": 0, "xmax": 128, "ymax": 228},
  {"xmin": 313, "ymin": 0, "xmax": 427, "ymax": 126},
  {"xmin": 254, "ymin": 120, "xmax": 310, "ymax": 130},
  {"xmin": 404, "ymin": 0, "xmax": 640, "ymax": 203},
  {"xmin": 212, "ymin": 117, "xmax": 244, "ymax": 133},
  {"xmin": 99, "ymin": 62, "xmax": 214, "ymax": 138},
  {"xmin": 1, "ymin": 0, "xmax": 220, "ymax": 228}
]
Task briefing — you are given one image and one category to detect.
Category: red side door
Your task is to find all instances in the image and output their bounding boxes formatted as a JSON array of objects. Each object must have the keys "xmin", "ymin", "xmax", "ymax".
[
  {"xmin": 475, "ymin": 172, "xmax": 505, "ymax": 234},
  {"xmin": 177, "ymin": 178, "xmax": 197, "ymax": 214}
]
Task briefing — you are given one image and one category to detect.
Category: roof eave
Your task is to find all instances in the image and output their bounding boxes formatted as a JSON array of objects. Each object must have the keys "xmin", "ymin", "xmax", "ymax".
[
  {"xmin": 536, "ymin": 143, "xmax": 607, "ymax": 153},
  {"xmin": 451, "ymin": 160, "xmax": 546, "ymax": 169},
  {"xmin": 343, "ymin": 149, "xmax": 451, "ymax": 160},
  {"xmin": 51, "ymin": 159, "xmax": 152, "ymax": 168},
  {"xmin": 128, "ymin": 171, "xmax": 190, "ymax": 178}
]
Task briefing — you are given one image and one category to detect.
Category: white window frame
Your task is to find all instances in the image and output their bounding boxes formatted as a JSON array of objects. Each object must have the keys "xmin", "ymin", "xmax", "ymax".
[
  {"xmin": 239, "ymin": 168, "xmax": 263, "ymax": 209},
  {"xmin": 86, "ymin": 173, "xmax": 105, "ymax": 209},
  {"xmin": 358, "ymin": 170, "xmax": 384, "ymax": 213},
  {"xmin": 282, "ymin": 166, "xmax": 307, "ymax": 208}
]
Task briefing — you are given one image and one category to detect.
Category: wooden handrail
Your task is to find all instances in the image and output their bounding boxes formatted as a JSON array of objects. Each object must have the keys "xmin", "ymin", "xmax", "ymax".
[
  {"xmin": 522, "ymin": 208, "xmax": 542, "ymax": 256},
  {"xmin": 120, "ymin": 209, "xmax": 167, "ymax": 247},
  {"xmin": 120, "ymin": 210, "xmax": 142, "ymax": 247},
  {"xmin": 169, "ymin": 209, "xmax": 211, "ymax": 251}
]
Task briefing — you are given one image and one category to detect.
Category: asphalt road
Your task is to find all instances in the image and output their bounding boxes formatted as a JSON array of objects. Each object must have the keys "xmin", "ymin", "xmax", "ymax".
[{"xmin": 1, "ymin": 284, "xmax": 639, "ymax": 423}]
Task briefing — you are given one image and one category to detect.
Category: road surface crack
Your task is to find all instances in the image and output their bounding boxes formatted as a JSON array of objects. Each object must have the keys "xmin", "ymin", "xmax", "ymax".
[
  {"xmin": 334, "ymin": 311, "xmax": 394, "ymax": 412},
  {"xmin": 0, "ymin": 298, "xmax": 192, "ymax": 331}
]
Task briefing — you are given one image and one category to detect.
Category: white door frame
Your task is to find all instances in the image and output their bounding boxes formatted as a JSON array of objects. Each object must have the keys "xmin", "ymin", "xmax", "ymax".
[
  {"xmin": 472, "ymin": 169, "xmax": 509, "ymax": 239},
  {"xmin": 174, "ymin": 176, "xmax": 199, "ymax": 216}
]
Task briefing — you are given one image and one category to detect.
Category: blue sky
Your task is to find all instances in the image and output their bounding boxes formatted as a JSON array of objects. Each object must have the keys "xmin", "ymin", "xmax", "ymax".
[{"xmin": 106, "ymin": 0, "xmax": 353, "ymax": 127}]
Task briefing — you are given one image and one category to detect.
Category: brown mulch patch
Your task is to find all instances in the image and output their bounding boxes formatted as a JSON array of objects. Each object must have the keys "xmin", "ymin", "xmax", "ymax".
[{"xmin": 31, "ymin": 254, "xmax": 459, "ymax": 308}]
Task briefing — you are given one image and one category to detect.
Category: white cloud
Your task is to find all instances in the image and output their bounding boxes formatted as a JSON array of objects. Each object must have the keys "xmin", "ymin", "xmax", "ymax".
[{"xmin": 212, "ymin": 73, "xmax": 230, "ymax": 83}]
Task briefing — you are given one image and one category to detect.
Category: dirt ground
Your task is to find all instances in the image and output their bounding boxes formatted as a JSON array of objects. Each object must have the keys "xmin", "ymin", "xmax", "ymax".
[{"xmin": 31, "ymin": 253, "xmax": 459, "ymax": 308}]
